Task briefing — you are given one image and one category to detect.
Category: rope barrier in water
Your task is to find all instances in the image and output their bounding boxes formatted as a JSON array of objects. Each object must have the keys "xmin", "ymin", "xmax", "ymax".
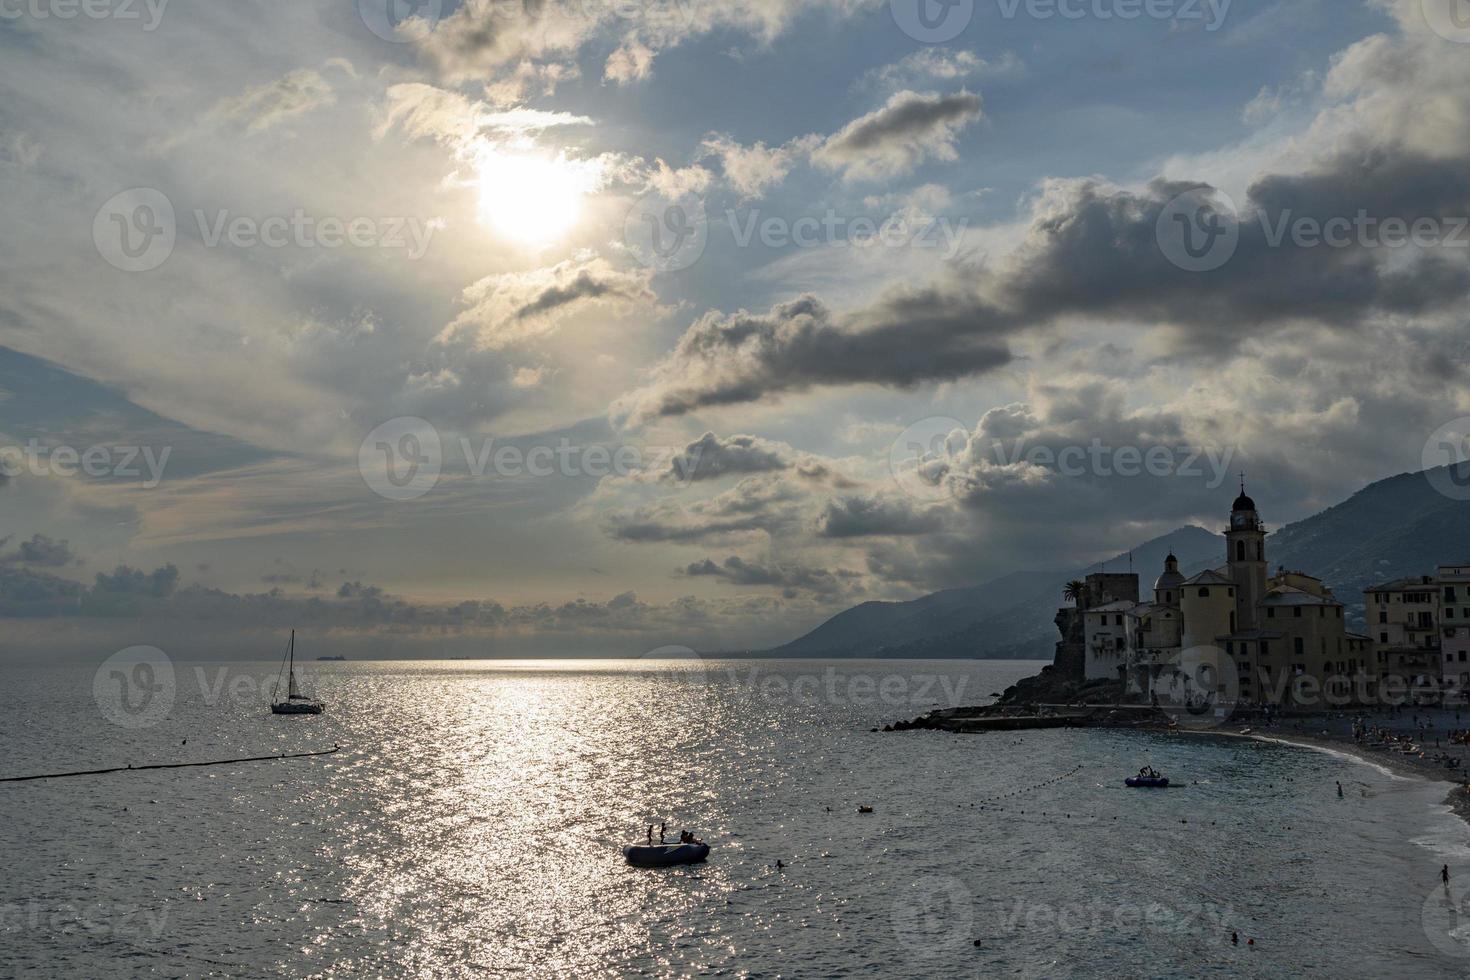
[{"xmin": 0, "ymin": 745, "xmax": 342, "ymax": 783}]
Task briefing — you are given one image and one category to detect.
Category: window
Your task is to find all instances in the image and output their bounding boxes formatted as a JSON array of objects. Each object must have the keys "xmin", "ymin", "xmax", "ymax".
[
  {"xmin": 1294, "ymin": 638, "xmax": 1305, "ymax": 656},
  {"xmin": 1380, "ymin": 632, "xmax": 1389, "ymax": 644},
  {"xmin": 1379, "ymin": 611, "xmax": 1388, "ymax": 624},
  {"xmin": 1115, "ymin": 614, "xmax": 1123, "ymax": 626},
  {"xmin": 1448, "ymin": 587, "xmax": 1458, "ymax": 603},
  {"xmin": 1236, "ymin": 541, "xmax": 1245, "ymax": 561},
  {"xmin": 1294, "ymin": 607, "xmax": 1303, "ymax": 618},
  {"xmin": 1267, "ymin": 607, "xmax": 1276, "ymax": 618},
  {"xmin": 1198, "ymin": 588, "xmax": 1209, "ymax": 598}
]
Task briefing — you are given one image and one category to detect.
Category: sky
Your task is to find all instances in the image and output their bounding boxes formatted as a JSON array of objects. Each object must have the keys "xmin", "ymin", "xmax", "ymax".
[{"xmin": 3, "ymin": 0, "xmax": 1470, "ymax": 657}]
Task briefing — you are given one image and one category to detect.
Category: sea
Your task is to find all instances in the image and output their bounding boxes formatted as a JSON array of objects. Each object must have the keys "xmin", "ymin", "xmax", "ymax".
[{"xmin": 3, "ymin": 657, "xmax": 1470, "ymax": 978}]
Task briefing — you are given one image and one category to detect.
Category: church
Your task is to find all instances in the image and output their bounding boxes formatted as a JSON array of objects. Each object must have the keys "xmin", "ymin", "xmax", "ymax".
[{"xmin": 1079, "ymin": 489, "xmax": 1373, "ymax": 705}]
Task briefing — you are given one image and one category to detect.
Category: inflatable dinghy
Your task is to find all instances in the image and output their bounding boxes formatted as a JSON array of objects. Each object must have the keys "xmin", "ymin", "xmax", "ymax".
[
  {"xmin": 623, "ymin": 842, "xmax": 710, "ymax": 868},
  {"xmin": 1124, "ymin": 775, "xmax": 1170, "ymax": 788}
]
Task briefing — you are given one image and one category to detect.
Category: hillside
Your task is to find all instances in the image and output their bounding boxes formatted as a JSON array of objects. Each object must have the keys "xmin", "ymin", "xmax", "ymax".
[
  {"xmin": 766, "ymin": 465, "xmax": 1470, "ymax": 659},
  {"xmin": 769, "ymin": 525, "xmax": 1219, "ymax": 659}
]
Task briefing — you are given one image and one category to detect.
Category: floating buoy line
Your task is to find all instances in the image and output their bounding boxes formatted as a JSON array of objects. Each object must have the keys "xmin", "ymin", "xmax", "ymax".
[
  {"xmin": 972, "ymin": 763, "xmax": 1086, "ymax": 807},
  {"xmin": 0, "ymin": 745, "xmax": 341, "ymax": 783}
]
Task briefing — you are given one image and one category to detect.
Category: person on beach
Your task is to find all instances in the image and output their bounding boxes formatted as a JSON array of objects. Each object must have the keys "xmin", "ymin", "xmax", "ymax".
[
  {"xmin": 659, "ymin": 821, "xmax": 666, "ymax": 843},
  {"xmin": 1444, "ymin": 865, "xmax": 1451, "ymax": 886},
  {"xmin": 647, "ymin": 824, "xmax": 654, "ymax": 844},
  {"xmin": 1337, "ymin": 781, "xmax": 1343, "ymax": 798}
]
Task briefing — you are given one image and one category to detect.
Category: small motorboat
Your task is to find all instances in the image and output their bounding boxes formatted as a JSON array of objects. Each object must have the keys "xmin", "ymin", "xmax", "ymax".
[
  {"xmin": 857, "ymin": 805, "xmax": 874, "ymax": 814},
  {"xmin": 1125, "ymin": 773, "xmax": 1170, "ymax": 788},
  {"xmin": 623, "ymin": 841, "xmax": 710, "ymax": 868}
]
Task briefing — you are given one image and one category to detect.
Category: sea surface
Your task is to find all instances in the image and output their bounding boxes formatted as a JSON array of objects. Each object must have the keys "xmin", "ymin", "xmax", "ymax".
[{"xmin": 3, "ymin": 657, "xmax": 1470, "ymax": 978}]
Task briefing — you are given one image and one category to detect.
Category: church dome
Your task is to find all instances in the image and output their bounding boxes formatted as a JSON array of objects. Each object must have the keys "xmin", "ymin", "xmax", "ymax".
[
  {"xmin": 1154, "ymin": 568, "xmax": 1185, "ymax": 592},
  {"xmin": 1232, "ymin": 492, "xmax": 1256, "ymax": 512}
]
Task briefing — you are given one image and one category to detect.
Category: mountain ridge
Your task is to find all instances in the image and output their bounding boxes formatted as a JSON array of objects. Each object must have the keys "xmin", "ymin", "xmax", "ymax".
[{"xmin": 764, "ymin": 465, "xmax": 1470, "ymax": 660}]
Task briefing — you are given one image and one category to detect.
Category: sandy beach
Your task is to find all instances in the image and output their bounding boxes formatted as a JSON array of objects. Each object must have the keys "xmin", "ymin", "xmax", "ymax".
[{"xmin": 1199, "ymin": 707, "xmax": 1470, "ymax": 827}]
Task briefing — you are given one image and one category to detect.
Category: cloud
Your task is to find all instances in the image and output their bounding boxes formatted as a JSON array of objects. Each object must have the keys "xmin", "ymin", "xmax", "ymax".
[
  {"xmin": 208, "ymin": 68, "xmax": 337, "ymax": 135},
  {"xmin": 438, "ymin": 257, "xmax": 657, "ymax": 350},
  {"xmin": 666, "ymin": 432, "xmax": 791, "ymax": 483},
  {"xmin": 605, "ymin": 37, "xmax": 657, "ymax": 83},
  {"xmin": 813, "ymin": 89, "xmax": 983, "ymax": 182},
  {"xmin": 483, "ymin": 60, "xmax": 582, "ymax": 106},
  {"xmin": 815, "ymin": 494, "xmax": 945, "ymax": 537},
  {"xmin": 0, "ymin": 534, "xmax": 78, "ymax": 567},
  {"xmin": 699, "ymin": 133, "xmax": 820, "ymax": 198},
  {"xmin": 412, "ymin": 0, "xmax": 878, "ymax": 85},
  {"xmin": 617, "ymin": 141, "xmax": 1470, "ymax": 421},
  {"xmin": 613, "ymin": 289, "xmax": 1013, "ymax": 424},
  {"xmin": 606, "ymin": 475, "xmax": 802, "ymax": 543},
  {"xmin": 681, "ymin": 555, "xmax": 861, "ymax": 597},
  {"xmin": 861, "ymin": 49, "xmax": 1021, "ymax": 90},
  {"xmin": 376, "ymin": 82, "xmax": 593, "ymax": 148}
]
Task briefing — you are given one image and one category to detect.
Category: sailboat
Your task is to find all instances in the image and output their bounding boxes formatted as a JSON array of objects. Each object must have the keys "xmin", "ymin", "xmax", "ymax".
[{"xmin": 271, "ymin": 630, "xmax": 325, "ymax": 715}]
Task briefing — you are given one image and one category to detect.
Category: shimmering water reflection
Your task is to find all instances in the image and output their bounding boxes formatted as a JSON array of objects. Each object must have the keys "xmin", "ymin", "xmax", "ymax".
[{"xmin": 2, "ymin": 659, "xmax": 1466, "ymax": 977}]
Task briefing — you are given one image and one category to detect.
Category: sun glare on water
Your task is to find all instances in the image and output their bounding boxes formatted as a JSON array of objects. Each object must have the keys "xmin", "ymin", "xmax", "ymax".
[{"xmin": 475, "ymin": 150, "xmax": 598, "ymax": 248}]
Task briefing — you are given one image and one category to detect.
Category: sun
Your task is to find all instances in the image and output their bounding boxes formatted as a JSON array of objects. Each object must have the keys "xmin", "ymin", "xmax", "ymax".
[{"xmin": 475, "ymin": 149, "xmax": 598, "ymax": 248}]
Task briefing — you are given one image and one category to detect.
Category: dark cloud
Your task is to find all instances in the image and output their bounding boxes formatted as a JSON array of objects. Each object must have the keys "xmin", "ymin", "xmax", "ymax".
[
  {"xmin": 681, "ymin": 555, "xmax": 861, "ymax": 598},
  {"xmin": 0, "ymin": 534, "xmax": 79, "ymax": 567},
  {"xmin": 338, "ymin": 581, "xmax": 384, "ymax": 599},
  {"xmin": 606, "ymin": 476, "xmax": 801, "ymax": 543},
  {"xmin": 93, "ymin": 564, "xmax": 180, "ymax": 598},
  {"xmin": 668, "ymin": 432, "xmax": 790, "ymax": 483},
  {"xmin": 618, "ymin": 161, "xmax": 1470, "ymax": 422},
  {"xmin": 514, "ymin": 267, "xmax": 641, "ymax": 321},
  {"xmin": 614, "ymin": 294, "xmax": 1013, "ymax": 423},
  {"xmin": 815, "ymin": 495, "xmax": 946, "ymax": 538},
  {"xmin": 814, "ymin": 89, "xmax": 982, "ymax": 180}
]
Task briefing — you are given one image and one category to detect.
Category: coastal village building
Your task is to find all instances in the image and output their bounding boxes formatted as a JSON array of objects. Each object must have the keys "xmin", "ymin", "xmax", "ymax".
[
  {"xmin": 1443, "ymin": 565, "xmax": 1470, "ymax": 694},
  {"xmin": 1366, "ymin": 564, "xmax": 1470, "ymax": 700},
  {"xmin": 1365, "ymin": 576, "xmax": 1443, "ymax": 699},
  {"xmin": 1077, "ymin": 489, "xmax": 1371, "ymax": 706}
]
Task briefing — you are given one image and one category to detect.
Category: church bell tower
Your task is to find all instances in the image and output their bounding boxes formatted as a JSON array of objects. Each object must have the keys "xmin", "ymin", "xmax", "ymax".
[{"xmin": 1225, "ymin": 479, "xmax": 1267, "ymax": 632}]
